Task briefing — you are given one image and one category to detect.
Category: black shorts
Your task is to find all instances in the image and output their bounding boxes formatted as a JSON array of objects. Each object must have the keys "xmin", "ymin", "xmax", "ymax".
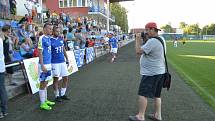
[{"xmin": 138, "ymin": 74, "xmax": 164, "ymax": 98}]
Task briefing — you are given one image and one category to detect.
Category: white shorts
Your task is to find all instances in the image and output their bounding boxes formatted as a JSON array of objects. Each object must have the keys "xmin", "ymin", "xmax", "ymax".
[
  {"xmin": 110, "ymin": 48, "xmax": 118, "ymax": 54},
  {"xmin": 39, "ymin": 64, "xmax": 52, "ymax": 82},
  {"xmin": 52, "ymin": 62, "xmax": 69, "ymax": 78}
]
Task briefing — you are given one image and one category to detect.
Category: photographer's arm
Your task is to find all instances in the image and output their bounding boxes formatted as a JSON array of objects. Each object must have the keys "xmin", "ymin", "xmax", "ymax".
[{"xmin": 135, "ymin": 33, "xmax": 144, "ymax": 55}]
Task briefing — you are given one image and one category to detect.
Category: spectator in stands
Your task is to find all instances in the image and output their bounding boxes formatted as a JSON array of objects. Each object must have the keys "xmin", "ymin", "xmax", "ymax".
[
  {"xmin": 9, "ymin": 0, "xmax": 17, "ymax": 20},
  {"xmin": 0, "ymin": 34, "xmax": 8, "ymax": 119},
  {"xmin": 0, "ymin": 0, "xmax": 7, "ymax": 19},
  {"xmin": 66, "ymin": 27, "xmax": 75, "ymax": 50},
  {"xmin": 46, "ymin": 9, "xmax": 50, "ymax": 19},
  {"xmin": 35, "ymin": 3, "xmax": 42, "ymax": 23},
  {"xmin": 9, "ymin": 29, "xmax": 19, "ymax": 50},
  {"xmin": 20, "ymin": 38, "xmax": 33, "ymax": 58},
  {"xmin": 62, "ymin": 29, "xmax": 69, "ymax": 50},
  {"xmin": 75, "ymin": 29, "xmax": 86, "ymax": 49},
  {"xmin": 58, "ymin": 20, "xmax": 64, "ymax": 34},
  {"xmin": 18, "ymin": 14, "xmax": 28, "ymax": 24},
  {"xmin": 24, "ymin": 0, "xmax": 33, "ymax": 16},
  {"xmin": 51, "ymin": 11, "xmax": 58, "ymax": 25},
  {"xmin": 51, "ymin": 26, "xmax": 70, "ymax": 102},
  {"xmin": 31, "ymin": 3, "xmax": 37, "ymax": 21},
  {"xmin": 86, "ymin": 37, "xmax": 94, "ymax": 47},
  {"xmin": 1, "ymin": 25, "xmax": 17, "ymax": 86},
  {"xmin": 18, "ymin": 24, "xmax": 27, "ymax": 43},
  {"xmin": 66, "ymin": 13, "xmax": 71, "ymax": 23},
  {"xmin": 38, "ymin": 23, "xmax": 55, "ymax": 110}
]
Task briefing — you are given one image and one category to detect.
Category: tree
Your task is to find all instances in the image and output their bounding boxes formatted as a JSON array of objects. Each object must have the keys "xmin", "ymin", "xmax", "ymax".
[
  {"xmin": 160, "ymin": 24, "xmax": 173, "ymax": 33},
  {"xmin": 110, "ymin": 3, "xmax": 128, "ymax": 33},
  {"xmin": 201, "ymin": 24, "xmax": 215, "ymax": 35},
  {"xmin": 179, "ymin": 22, "xmax": 187, "ymax": 29},
  {"xmin": 187, "ymin": 24, "xmax": 201, "ymax": 35}
]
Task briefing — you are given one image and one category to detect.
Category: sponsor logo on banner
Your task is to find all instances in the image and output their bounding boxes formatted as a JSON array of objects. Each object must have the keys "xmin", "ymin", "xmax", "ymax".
[
  {"xmin": 66, "ymin": 51, "xmax": 78, "ymax": 75},
  {"xmin": 86, "ymin": 47, "xmax": 95, "ymax": 64},
  {"xmin": 74, "ymin": 49, "xmax": 85, "ymax": 68}
]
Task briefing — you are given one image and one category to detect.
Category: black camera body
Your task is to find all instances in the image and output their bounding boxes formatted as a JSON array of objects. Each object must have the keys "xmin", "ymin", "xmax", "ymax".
[{"xmin": 141, "ymin": 31, "xmax": 148, "ymax": 44}]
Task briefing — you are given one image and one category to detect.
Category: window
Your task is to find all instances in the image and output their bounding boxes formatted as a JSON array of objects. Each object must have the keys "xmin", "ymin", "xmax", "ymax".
[
  {"xmin": 82, "ymin": 0, "xmax": 85, "ymax": 6},
  {"xmin": 59, "ymin": 0, "xmax": 87, "ymax": 7},
  {"xmin": 64, "ymin": 0, "xmax": 68, "ymax": 7},
  {"xmin": 78, "ymin": 0, "xmax": 81, "ymax": 6},
  {"xmin": 59, "ymin": 0, "xmax": 63, "ymax": 8},
  {"xmin": 69, "ymin": 0, "xmax": 72, "ymax": 7},
  {"xmin": 73, "ymin": 0, "xmax": 77, "ymax": 7}
]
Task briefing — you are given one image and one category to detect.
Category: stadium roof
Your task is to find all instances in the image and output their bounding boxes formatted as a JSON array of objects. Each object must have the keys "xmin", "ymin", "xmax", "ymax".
[{"xmin": 110, "ymin": 0, "xmax": 134, "ymax": 3}]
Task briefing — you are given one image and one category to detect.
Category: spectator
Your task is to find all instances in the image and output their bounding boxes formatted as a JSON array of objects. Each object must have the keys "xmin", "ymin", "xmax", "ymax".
[
  {"xmin": 9, "ymin": 0, "xmax": 17, "ymax": 20},
  {"xmin": 62, "ymin": 30, "xmax": 68, "ymax": 50},
  {"xmin": 24, "ymin": 0, "xmax": 33, "ymax": 16},
  {"xmin": 35, "ymin": 3, "xmax": 42, "ymax": 23},
  {"xmin": 86, "ymin": 38, "xmax": 94, "ymax": 47},
  {"xmin": 46, "ymin": 9, "xmax": 50, "ymax": 19},
  {"xmin": 18, "ymin": 24, "xmax": 27, "ymax": 43},
  {"xmin": 18, "ymin": 14, "xmax": 28, "ymax": 24},
  {"xmin": 0, "ymin": 33, "xmax": 8, "ymax": 119},
  {"xmin": 75, "ymin": 29, "xmax": 86, "ymax": 49},
  {"xmin": 20, "ymin": 38, "xmax": 33, "ymax": 58},
  {"xmin": 51, "ymin": 11, "xmax": 58, "ymax": 25},
  {"xmin": 66, "ymin": 27, "xmax": 75, "ymax": 50},
  {"xmin": 9, "ymin": 29, "xmax": 19, "ymax": 50},
  {"xmin": 31, "ymin": 2, "xmax": 37, "ymax": 21},
  {"xmin": 0, "ymin": 0, "xmax": 8, "ymax": 19},
  {"xmin": 129, "ymin": 22, "xmax": 166, "ymax": 121},
  {"xmin": 1, "ymin": 25, "xmax": 17, "ymax": 86}
]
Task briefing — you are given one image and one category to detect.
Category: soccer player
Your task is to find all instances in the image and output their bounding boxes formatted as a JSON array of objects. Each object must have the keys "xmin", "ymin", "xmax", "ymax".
[
  {"xmin": 51, "ymin": 26, "xmax": 70, "ymax": 102},
  {"xmin": 173, "ymin": 36, "xmax": 178, "ymax": 47},
  {"xmin": 108, "ymin": 32, "xmax": 118, "ymax": 62},
  {"xmin": 38, "ymin": 23, "xmax": 55, "ymax": 110}
]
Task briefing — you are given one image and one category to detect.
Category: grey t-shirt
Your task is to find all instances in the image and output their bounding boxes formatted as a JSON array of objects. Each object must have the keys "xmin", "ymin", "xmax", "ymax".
[{"xmin": 140, "ymin": 37, "xmax": 166, "ymax": 76}]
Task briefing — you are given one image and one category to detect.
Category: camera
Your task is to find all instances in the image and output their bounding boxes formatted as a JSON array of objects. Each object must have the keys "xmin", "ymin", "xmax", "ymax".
[{"xmin": 141, "ymin": 31, "xmax": 149, "ymax": 43}]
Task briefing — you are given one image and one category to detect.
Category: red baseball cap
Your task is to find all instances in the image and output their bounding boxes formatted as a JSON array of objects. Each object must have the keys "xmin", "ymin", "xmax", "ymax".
[{"xmin": 145, "ymin": 22, "xmax": 161, "ymax": 31}]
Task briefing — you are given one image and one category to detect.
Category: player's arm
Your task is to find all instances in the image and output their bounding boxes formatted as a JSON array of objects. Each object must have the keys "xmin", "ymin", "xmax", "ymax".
[{"xmin": 38, "ymin": 36, "xmax": 47, "ymax": 72}]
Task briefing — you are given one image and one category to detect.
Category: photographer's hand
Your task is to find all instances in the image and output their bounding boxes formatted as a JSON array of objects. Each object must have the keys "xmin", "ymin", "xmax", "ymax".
[{"xmin": 135, "ymin": 33, "xmax": 144, "ymax": 55}]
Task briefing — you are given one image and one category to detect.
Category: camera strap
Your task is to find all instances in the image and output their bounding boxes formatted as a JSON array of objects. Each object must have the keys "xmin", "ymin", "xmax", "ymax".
[{"xmin": 151, "ymin": 37, "xmax": 169, "ymax": 73}]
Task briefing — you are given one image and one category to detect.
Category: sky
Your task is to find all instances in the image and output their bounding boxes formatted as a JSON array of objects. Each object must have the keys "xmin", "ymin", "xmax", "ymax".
[{"xmin": 120, "ymin": 0, "xmax": 215, "ymax": 30}]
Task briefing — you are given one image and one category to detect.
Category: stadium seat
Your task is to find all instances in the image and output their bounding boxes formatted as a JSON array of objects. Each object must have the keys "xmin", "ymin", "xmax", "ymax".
[
  {"xmin": 12, "ymin": 51, "xmax": 24, "ymax": 62},
  {"xmin": 11, "ymin": 21, "xmax": 18, "ymax": 28},
  {"xmin": 0, "ymin": 21, "xmax": 5, "ymax": 27}
]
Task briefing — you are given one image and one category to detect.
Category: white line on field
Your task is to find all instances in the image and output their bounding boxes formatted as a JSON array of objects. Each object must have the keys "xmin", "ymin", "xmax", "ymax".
[{"xmin": 168, "ymin": 59, "xmax": 215, "ymax": 103}]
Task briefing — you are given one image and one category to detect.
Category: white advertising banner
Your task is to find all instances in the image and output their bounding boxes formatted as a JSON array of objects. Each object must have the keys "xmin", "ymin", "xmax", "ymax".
[
  {"xmin": 23, "ymin": 57, "xmax": 53, "ymax": 94},
  {"xmin": 66, "ymin": 51, "xmax": 79, "ymax": 75}
]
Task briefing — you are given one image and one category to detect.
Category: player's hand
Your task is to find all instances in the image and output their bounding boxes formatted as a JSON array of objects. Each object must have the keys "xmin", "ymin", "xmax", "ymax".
[
  {"xmin": 66, "ymin": 61, "xmax": 69, "ymax": 67},
  {"xmin": 42, "ymin": 65, "xmax": 47, "ymax": 73},
  {"xmin": 136, "ymin": 33, "xmax": 142, "ymax": 42}
]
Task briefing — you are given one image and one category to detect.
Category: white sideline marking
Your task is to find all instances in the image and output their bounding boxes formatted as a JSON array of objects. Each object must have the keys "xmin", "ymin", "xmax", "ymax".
[{"xmin": 168, "ymin": 59, "xmax": 215, "ymax": 103}]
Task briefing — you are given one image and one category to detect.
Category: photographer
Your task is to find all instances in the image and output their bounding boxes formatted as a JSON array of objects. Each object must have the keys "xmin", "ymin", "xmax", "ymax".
[{"xmin": 129, "ymin": 22, "xmax": 166, "ymax": 121}]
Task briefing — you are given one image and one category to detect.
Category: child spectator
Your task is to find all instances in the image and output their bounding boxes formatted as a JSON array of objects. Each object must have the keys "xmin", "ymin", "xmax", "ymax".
[{"xmin": 20, "ymin": 38, "xmax": 33, "ymax": 58}]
